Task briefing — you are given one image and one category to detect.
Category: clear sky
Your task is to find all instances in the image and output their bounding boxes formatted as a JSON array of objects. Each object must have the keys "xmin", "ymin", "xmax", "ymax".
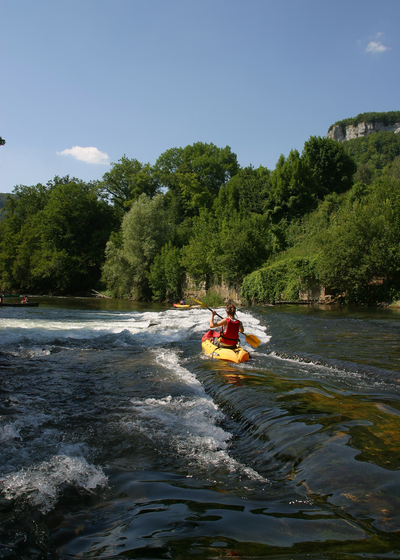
[{"xmin": 1, "ymin": 0, "xmax": 399, "ymax": 193}]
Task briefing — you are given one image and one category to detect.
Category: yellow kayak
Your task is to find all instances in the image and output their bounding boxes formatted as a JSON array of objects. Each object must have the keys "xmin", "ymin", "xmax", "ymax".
[
  {"xmin": 173, "ymin": 303, "xmax": 190, "ymax": 308},
  {"xmin": 201, "ymin": 331, "xmax": 249, "ymax": 364}
]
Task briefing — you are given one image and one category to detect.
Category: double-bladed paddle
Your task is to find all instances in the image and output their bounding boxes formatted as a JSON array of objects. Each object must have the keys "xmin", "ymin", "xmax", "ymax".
[{"xmin": 189, "ymin": 297, "xmax": 261, "ymax": 348}]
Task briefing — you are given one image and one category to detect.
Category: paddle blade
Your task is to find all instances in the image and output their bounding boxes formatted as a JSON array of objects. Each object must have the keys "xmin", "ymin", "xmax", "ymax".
[
  {"xmin": 244, "ymin": 333, "xmax": 261, "ymax": 348},
  {"xmin": 190, "ymin": 296, "xmax": 207, "ymax": 308}
]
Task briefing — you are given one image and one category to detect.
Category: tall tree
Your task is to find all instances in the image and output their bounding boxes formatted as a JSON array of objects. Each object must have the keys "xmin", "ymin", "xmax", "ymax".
[
  {"xmin": 155, "ymin": 142, "xmax": 239, "ymax": 220},
  {"xmin": 267, "ymin": 149, "xmax": 317, "ymax": 221},
  {"xmin": 315, "ymin": 176, "xmax": 400, "ymax": 302},
  {"xmin": 215, "ymin": 165, "xmax": 271, "ymax": 216},
  {"xmin": 147, "ymin": 242, "xmax": 183, "ymax": 301},
  {"xmin": 102, "ymin": 194, "xmax": 170, "ymax": 299},
  {"xmin": 100, "ymin": 156, "xmax": 160, "ymax": 213},
  {"xmin": 302, "ymin": 136, "xmax": 356, "ymax": 198},
  {"xmin": 0, "ymin": 177, "xmax": 117, "ymax": 294}
]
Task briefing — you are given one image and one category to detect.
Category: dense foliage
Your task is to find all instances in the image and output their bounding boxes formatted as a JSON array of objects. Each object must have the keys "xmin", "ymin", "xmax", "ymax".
[
  {"xmin": 102, "ymin": 194, "xmax": 169, "ymax": 299},
  {"xmin": 0, "ymin": 193, "xmax": 13, "ymax": 215},
  {"xmin": 1, "ymin": 115, "xmax": 400, "ymax": 304},
  {"xmin": 0, "ymin": 177, "xmax": 118, "ymax": 294},
  {"xmin": 100, "ymin": 156, "xmax": 160, "ymax": 214},
  {"xmin": 242, "ymin": 256, "xmax": 319, "ymax": 303},
  {"xmin": 342, "ymin": 131, "xmax": 400, "ymax": 183},
  {"xmin": 243, "ymin": 175, "xmax": 400, "ymax": 304}
]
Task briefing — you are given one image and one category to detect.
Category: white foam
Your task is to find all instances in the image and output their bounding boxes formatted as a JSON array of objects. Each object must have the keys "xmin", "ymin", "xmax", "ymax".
[
  {"xmin": 155, "ymin": 348, "xmax": 202, "ymax": 387},
  {"xmin": 127, "ymin": 348, "xmax": 267, "ymax": 482},
  {"xmin": 0, "ymin": 454, "xmax": 108, "ymax": 512},
  {"xmin": 0, "ymin": 307, "xmax": 269, "ymax": 352}
]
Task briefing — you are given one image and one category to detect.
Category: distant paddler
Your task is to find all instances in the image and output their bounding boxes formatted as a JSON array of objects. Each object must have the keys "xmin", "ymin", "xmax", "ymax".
[{"xmin": 21, "ymin": 295, "xmax": 29, "ymax": 304}]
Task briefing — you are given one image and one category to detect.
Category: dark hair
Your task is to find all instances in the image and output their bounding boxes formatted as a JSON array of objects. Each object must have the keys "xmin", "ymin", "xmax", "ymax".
[{"xmin": 226, "ymin": 303, "xmax": 236, "ymax": 317}]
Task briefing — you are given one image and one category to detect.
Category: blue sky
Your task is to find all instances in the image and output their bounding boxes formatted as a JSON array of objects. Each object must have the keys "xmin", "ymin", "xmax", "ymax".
[{"xmin": 1, "ymin": 0, "xmax": 399, "ymax": 193}]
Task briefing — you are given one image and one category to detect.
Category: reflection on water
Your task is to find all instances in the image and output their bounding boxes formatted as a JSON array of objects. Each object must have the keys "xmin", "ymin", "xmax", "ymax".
[{"xmin": 1, "ymin": 298, "xmax": 400, "ymax": 558}]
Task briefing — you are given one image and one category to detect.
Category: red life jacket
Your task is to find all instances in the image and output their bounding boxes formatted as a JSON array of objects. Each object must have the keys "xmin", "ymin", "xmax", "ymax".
[{"xmin": 220, "ymin": 318, "xmax": 240, "ymax": 346}]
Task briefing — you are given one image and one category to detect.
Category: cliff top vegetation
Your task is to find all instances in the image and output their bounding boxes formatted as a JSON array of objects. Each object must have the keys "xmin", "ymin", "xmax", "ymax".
[{"xmin": 328, "ymin": 111, "xmax": 400, "ymax": 132}]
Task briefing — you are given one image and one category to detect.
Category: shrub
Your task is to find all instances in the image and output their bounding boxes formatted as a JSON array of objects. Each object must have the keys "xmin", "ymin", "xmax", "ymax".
[
  {"xmin": 241, "ymin": 256, "xmax": 319, "ymax": 303},
  {"xmin": 202, "ymin": 290, "xmax": 225, "ymax": 308}
]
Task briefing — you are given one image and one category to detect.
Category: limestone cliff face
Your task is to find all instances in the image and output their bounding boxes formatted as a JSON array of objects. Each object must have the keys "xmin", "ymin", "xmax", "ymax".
[{"xmin": 327, "ymin": 121, "xmax": 400, "ymax": 142}]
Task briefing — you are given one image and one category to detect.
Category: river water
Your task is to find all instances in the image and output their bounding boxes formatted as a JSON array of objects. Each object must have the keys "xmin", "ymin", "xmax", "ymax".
[{"xmin": 1, "ymin": 298, "xmax": 400, "ymax": 559}]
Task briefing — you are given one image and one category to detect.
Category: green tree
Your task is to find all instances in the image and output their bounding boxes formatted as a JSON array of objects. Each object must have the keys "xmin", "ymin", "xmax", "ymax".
[
  {"xmin": 211, "ymin": 211, "xmax": 272, "ymax": 286},
  {"xmin": 343, "ymin": 131, "xmax": 400, "ymax": 175},
  {"xmin": 33, "ymin": 180, "xmax": 116, "ymax": 293},
  {"xmin": 267, "ymin": 149, "xmax": 317, "ymax": 222},
  {"xmin": 0, "ymin": 177, "xmax": 117, "ymax": 294},
  {"xmin": 155, "ymin": 142, "xmax": 239, "ymax": 221},
  {"xmin": 215, "ymin": 165, "xmax": 270, "ymax": 216},
  {"xmin": 103, "ymin": 193, "xmax": 170, "ymax": 299},
  {"xmin": 181, "ymin": 210, "xmax": 216, "ymax": 287},
  {"xmin": 353, "ymin": 162, "xmax": 374, "ymax": 185},
  {"xmin": 101, "ymin": 233, "xmax": 135, "ymax": 298},
  {"xmin": 316, "ymin": 176, "xmax": 400, "ymax": 302},
  {"xmin": 147, "ymin": 242, "xmax": 183, "ymax": 301},
  {"xmin": 302, "ymin": 136, "xmax": 356, "ymax": 198},
  {"xmin": 0, "ymin": 193, "xmax": 14, "ymax": 215},
  {"xmin": 100, "ymin": 156, "xmax": 160, "ymax": 213},
  {"xmin": 385, "ymin": 156, "xmax": 400, "ymax": 181}
]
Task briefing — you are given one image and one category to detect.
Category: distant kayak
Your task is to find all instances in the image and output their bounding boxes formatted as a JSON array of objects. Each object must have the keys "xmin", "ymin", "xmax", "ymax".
[
  {"xmin": 173, "ymin": 303, "xmax": 190, "ymax": 308},
  {"xmin": 0, "ymin": 302, "xmax": 39, "ymax": 307},
  {"xmin": 201, "ymin": 331, "xmax": 249, "ymax": 364}
]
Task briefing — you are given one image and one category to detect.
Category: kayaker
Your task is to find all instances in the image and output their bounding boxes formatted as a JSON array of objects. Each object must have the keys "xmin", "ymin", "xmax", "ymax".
[
  {"xmin": 180, "ymin": 298, "xmax": 186, "ymax": 305},
  {"xmin": 21, "ymin": 295, "xmax": 29, "ymax": 304},
  {"xmin": 209, "ymin": 303, "xmax": 244, "ymax": 348}
]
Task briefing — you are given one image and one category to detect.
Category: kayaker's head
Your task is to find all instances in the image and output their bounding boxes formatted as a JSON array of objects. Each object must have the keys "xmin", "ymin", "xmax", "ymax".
[{"xmin": 226, "ymin": 303, "xmax": 236, "ymax": 318}]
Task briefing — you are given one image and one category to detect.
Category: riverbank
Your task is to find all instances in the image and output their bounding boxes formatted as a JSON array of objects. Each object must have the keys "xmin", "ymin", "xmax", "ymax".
[{"xmin": 4, "ymin": 286, "xmax": 400, "ymax": 309}]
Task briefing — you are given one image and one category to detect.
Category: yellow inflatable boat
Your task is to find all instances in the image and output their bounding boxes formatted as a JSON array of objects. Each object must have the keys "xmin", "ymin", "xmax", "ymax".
[{"xmin": 201, "ymin": 331, "xmax": 249, "ymax": 364}]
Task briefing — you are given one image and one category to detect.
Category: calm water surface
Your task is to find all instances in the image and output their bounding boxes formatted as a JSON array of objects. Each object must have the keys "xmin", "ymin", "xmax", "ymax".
[{"xmin": 1, "ymin": 297, "xmax": 400, "ymax": 559}]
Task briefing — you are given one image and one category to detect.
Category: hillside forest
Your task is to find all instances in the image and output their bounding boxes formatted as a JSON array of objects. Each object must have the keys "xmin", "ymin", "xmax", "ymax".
[{"xmin": 1, "ymin": 112, "xmax": 400, "ymax": 305}]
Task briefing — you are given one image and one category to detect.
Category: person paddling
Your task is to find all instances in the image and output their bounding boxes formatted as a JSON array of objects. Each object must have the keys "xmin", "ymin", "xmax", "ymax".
[{"xmin": 209, "ymin": 303, "xmax": 244, "ymax": 348}]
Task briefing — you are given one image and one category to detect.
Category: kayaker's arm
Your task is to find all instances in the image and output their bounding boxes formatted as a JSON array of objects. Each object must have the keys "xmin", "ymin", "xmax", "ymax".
[{"xmin": 210, "ymin": 310, "xmax": 227, "ymax": 329}]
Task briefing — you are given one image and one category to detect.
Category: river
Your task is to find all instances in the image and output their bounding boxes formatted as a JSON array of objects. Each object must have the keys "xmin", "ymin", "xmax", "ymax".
[{"xmin": 1, "ymin": 298, "xmax": 400, "ymax": 559}]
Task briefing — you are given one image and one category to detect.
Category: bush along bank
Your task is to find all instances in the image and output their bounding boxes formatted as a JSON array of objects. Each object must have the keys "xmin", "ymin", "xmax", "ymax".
[{"xmin": 241, "ymin": 256, "xmax": 321, "ymax": 304}]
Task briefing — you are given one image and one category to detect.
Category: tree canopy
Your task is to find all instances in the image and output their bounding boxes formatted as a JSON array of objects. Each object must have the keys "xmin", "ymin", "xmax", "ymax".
[
  {"xmin": 100, "ymin": 155, "xmax": 160, "ymax": 213},
  {"xmin": 156, "ymin": 142, "xmax": 239, "ymax": 220},
  {"xmin": 302, "ymin": 136, "xmax": 357, "ymax": 197},
  {"xmin": 2, "ymin": 125, "xmax": 400, "ymax": 305},
  {"xmin": 0, "ymin": 177, "xmax": 118, "ymax": 294}
]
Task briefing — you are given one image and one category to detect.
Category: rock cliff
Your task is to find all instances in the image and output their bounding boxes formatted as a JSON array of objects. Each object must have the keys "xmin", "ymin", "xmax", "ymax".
[{"xmin": 327, "ymin": 121, "xmax": 400, "ymax": 142}]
